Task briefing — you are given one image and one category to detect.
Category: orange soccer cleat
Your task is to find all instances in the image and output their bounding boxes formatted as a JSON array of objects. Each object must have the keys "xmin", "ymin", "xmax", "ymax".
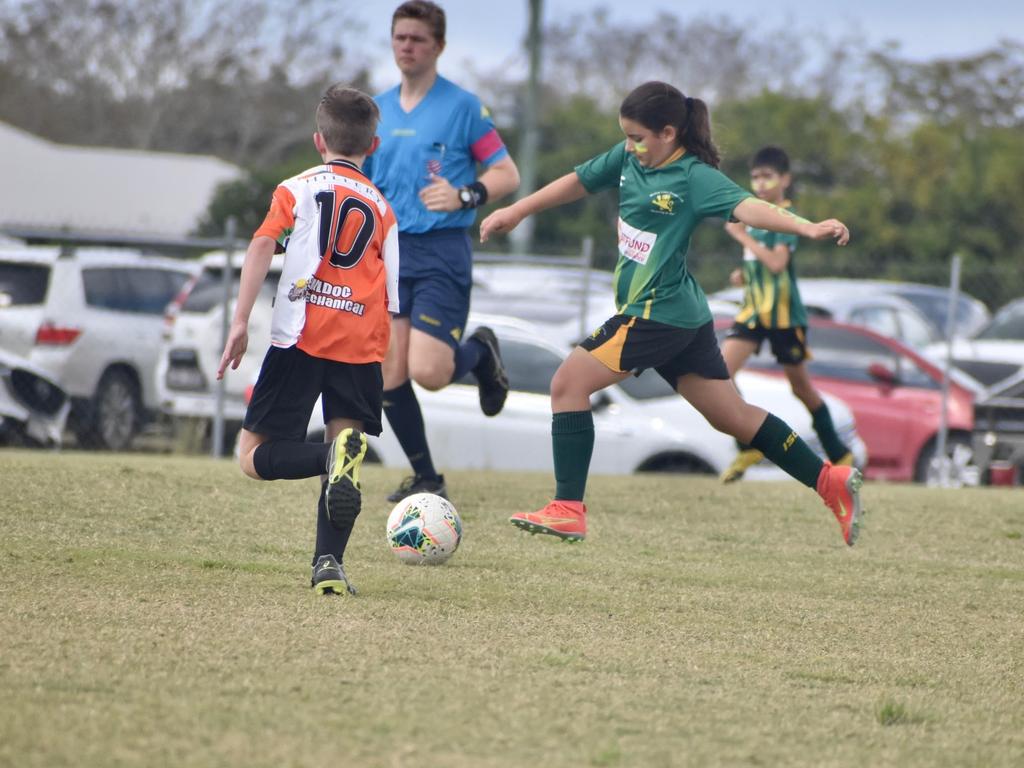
[
  {"xmin": 509, "ymin": 500, "xmax": 587, "ymax": 542},
  {"xmin": 816, "ymin": 463, "xmax": 864, "ymax": 546}
]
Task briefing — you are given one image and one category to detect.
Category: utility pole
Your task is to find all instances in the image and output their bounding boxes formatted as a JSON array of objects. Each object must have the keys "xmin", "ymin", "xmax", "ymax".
[{"xmin": 510, "ymin": 0, "xmax": 543, "ymax": 255}]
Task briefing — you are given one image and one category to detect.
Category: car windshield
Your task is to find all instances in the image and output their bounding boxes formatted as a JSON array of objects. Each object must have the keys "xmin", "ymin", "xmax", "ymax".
[
  {"xmin": 0, "ymin": 262, "xmax": 50, "ymax": 306},
  {"xmin": 895, "ymin": 290, "xmax": 985, "ymax": 336},
  {"xmin": 975, "ymin": 301, "xmax": 1024, "ymax": 341}
]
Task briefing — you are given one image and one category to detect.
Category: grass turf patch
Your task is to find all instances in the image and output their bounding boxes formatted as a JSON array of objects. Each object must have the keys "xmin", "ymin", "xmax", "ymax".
[{"xmin": 1, "ymin": 450, "xmax": 1022, "ymax": 767}]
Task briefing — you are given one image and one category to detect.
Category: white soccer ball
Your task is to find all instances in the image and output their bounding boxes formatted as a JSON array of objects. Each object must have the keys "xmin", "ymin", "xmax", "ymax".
[{"xmin": 385, "ymin": 493, "xmax": 462, "ymax": 565}]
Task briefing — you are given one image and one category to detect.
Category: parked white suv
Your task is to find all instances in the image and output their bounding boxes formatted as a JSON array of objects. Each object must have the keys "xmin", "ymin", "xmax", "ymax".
[
  {"xmin": 155, "ymin": 250, "xmax": 283, "ymax": 448},
  {"xmin": 0, "ymin": 246, "xmax": 197, "ymax": 449}
]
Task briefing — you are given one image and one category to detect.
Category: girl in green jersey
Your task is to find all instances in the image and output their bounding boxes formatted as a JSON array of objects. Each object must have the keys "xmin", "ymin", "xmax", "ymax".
[{"xmin": 480, "ymin": 81, "xmax": 863, "ymax": 547}]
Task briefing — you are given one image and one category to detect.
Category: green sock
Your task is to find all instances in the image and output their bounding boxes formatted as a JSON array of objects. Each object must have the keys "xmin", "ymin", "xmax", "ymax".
[
  {"xmin": 750, "ymin": 413, "xmax": 824, "ymax": 489},
  {"xmin": 552, "ymin": 410, "xmax": 594, "ymax": 501},
  {"xmin": 811, "ymin": 403, "xmax": 849, "ymax": 462}
]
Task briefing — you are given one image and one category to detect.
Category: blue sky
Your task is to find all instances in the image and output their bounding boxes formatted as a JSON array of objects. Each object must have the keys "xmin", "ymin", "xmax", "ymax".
[{"xmin": 351, "ymin": 0, "xmax": 1023, "ymax": 87}]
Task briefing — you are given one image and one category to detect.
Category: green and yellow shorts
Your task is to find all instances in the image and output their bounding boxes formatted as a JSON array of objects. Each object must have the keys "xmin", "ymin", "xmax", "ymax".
[
  {"xmin": 726, "ymin": 322, "xmax": 810, "ymax": 365},
  {"xmin": 579, "ymin": 315, "xmax": 729, "ymax": 386}
]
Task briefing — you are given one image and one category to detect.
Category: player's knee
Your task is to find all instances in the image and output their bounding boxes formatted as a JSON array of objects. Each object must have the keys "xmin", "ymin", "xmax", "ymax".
[
  {"xmin": 409, "ymin": 360, "xmax": 452, "ymax": 391},
  {"xmin": 550, "ymin": 367, "xmax": 586, "ymax": 403},
  {"xmin": 239, "ymin": 452, "xmax": 262, "ymax": 480}
]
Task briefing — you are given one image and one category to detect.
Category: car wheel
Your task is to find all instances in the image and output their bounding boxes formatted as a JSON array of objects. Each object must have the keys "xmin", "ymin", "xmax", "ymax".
[
  {"xmin": 637, "ymin": 453, "xmax": 716, "ymax": 474},
  {"xmin": 913, "ymin": 432, "xmax": 974, "ymax": 484},
  {"xmin": 88, "ymin": 370, "xmax": 141, "ymax": 451}
]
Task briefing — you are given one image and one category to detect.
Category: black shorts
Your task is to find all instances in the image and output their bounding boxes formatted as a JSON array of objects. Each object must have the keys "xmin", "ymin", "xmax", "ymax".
[
  {"xmin": 243, "ymin": 345, "xmax": 383, "ymax": 440},
  {"xmin": 579, "ymin": 315, "xmax": 729, "ymax": 386},
  {"xmin": 726, "ymin": 322, "xmax": 810, "ymax": 365}
]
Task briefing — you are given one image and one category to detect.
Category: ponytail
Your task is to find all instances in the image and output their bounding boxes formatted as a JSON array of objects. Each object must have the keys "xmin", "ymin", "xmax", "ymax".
[
  {"xmin": 620, "ymin": 82, "xmax": 721, "ymax": 168},
  {"xmin": 682, "ymin": 96, "xmax": 721, "ymax": 168}
]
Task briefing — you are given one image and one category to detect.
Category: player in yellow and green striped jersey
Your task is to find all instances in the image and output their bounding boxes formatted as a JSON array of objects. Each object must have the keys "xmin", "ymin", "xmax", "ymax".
[{"xmin": 720, "ymin": 146, "xmax": 854, "ymax": 483}]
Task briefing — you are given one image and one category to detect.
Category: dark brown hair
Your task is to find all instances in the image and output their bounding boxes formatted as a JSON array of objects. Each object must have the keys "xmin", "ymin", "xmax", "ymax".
[
  {"xmin": 619, "ymin": 81, "xmax": 721, "ymax": 168},
  {"xmin": 751, "ymin": 145, "xmax": 790, "ymax": 174},
  {"xmin": 316, "ymin": 84, "xmax": 379, "ymax": 156},
  {"xmin": 392, "ymin": 1, "xmax": 446, "ymax": 44}
]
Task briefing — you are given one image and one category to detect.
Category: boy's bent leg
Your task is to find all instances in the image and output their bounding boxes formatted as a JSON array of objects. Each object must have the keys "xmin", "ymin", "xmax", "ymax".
[
  {"xmin": 783, "ymin": 362, "xmax": 853, "ymax": 464},
  {"xmin": 324, "ymin": 419, "xmax": 368, "ymax": 531}
]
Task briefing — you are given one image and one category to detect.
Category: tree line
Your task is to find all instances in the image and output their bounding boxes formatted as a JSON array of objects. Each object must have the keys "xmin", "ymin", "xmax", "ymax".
[{"xmin": 2, "ymin": 2, "xmax": 1022, "ymax": 308}]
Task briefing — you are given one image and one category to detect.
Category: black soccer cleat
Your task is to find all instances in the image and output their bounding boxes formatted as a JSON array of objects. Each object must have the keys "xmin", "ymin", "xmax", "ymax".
[
  {"xmin": 469, "ymin": 326, "xmax": 509, "ymax": 417},
  {"xmin": 311, "ymin": 554, "xmax": 356, "ymax": 596},
  {"xmin": 385, "ymin": 473, "xmax": 448, "ymax": 504},
  {"xmin": 325, "ymin": 428, "xmax": 367, "ymax": 531}
]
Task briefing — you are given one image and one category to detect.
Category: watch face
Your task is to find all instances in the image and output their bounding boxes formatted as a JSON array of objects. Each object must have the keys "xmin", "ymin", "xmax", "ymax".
[{"xmin": 459, "ymin": 188, "xmax": 472, "ymax": 203}]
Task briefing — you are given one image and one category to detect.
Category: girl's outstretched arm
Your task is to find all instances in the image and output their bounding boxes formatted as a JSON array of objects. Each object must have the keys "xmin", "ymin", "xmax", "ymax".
[
  {"xmin": 733, "ymin": 197, "xmax": 851, "ymax": 246},
  {"xmin": 479, "ymin": 172, "xmax": 588, "ymax": 242}
]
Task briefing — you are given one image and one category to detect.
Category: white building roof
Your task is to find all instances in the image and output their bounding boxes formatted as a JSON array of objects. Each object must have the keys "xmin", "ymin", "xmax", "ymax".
[{"xmin": 0, "ymin": 122, "xmax": 243, "ymax": 239}]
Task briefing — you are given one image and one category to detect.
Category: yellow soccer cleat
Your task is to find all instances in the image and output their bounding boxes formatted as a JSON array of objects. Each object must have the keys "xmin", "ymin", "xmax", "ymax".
[{"xmin": 720, "ymin": 448, "xmax": 765, "ymax": 484}]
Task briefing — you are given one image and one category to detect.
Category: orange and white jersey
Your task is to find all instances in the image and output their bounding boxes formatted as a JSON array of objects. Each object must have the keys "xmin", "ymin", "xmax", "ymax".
[{"xmin": 254, "ymin": 159, "xmax": 400, "ymax": 364}]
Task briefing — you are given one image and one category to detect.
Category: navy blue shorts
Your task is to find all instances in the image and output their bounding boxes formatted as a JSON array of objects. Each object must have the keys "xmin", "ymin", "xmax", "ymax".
[
  {"xmin": 397, "ymin": 229, "xmax": 472, "ymax": 350},
  {"xmin": 243, "ymin": 345, "xmax": 383, "ymax": 439},
  {"xmin": 580, "ymin": 315, "xmax": 730, "ymax": 386}
]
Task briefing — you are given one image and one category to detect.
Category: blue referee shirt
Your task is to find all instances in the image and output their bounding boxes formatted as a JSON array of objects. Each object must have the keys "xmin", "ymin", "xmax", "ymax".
[{"xmin": 364, "ymin": 75, "xmax": 509, "ymax": 235}]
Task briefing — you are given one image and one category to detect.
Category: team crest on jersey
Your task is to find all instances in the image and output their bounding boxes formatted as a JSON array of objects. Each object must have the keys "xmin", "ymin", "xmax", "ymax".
[
  {"xmin": 288, "ymin": 278, "xmax": 310, "ymax": 302},
  {"xmin": 650, "ymin": 191, "xmax": 682, "ymax": 214}
]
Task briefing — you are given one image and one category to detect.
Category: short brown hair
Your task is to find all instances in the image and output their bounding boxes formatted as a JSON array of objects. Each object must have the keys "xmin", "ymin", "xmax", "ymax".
[
  {"xmin": 391, "ymin": 1, "xmax": 445, "ymax": 44},
  {"xmin": 316, "ymin": 84, "xmax": 379, "ymax": 156}
]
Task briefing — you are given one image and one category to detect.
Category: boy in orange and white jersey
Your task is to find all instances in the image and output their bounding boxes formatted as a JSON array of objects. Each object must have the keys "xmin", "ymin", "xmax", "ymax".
[{"xmin": 217, "ymin": 83, "xmax": 399, "ymax": 596}]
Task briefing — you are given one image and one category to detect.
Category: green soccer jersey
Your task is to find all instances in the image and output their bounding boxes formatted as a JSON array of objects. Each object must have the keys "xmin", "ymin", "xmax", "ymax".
[
  {"xmin": 733, "ymin": 201, "xmax": 807, "ymax": 328},
  {"xmin": 574, "ymin": 142, "xmax": 751, "ymax": 328}
]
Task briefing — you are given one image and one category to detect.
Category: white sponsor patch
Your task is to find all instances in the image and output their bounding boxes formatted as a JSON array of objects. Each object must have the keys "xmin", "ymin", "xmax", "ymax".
[{"xmin": 617, "ymin": 218, "xmax": 656, "ymax": 265}]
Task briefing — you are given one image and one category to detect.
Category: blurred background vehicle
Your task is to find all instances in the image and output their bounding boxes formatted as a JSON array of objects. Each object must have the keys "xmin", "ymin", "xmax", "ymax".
[
  {"xmin": 242, "ymin": 313, "xmax": 867, "ymax": 481},
  {"xmin": 0, "ymin": 348, "xmax": 70, "ymax": 447},
  {"xmin": 156, "ymin": 250, "xmax": 284, "ymax": 453},
  {"xmin": 0, "ymin": 246, "xmax": 196, "ymax": 449},
  {"xmin": 713, "ymin": 278, "xmax": 947, "ymax": 350},
  {"xmin": 926, "ymin": 297, "xmax": 1024, "ymax": 388},
  {"xmin": 972, "ymin": 369, "xmax": 1024, "ymax": 485},
  {"xmin": 713, "ymin": 314, "xmax": 979, "ymax": 483}
]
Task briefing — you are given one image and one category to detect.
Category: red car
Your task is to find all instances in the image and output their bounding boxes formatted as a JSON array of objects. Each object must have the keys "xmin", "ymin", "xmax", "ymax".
[{"xmin": 714, "ymin": 317, "xmax": 976, "ymax": 483}]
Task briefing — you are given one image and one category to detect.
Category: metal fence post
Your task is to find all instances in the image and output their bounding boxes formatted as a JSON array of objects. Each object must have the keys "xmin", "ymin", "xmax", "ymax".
[
  {"xmin": 929, "ymin": 253, "xmax": 962, "ymax": 486},
  {"xmin": 579, "ymin": 236, "xmax": 594, "ymax": 342},
  {"xmin": 211, "ymin": 216, "xmax": 237, "ymax": 458}
]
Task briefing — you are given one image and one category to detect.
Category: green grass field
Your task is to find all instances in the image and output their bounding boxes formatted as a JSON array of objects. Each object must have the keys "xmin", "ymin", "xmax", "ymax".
[{"xmin": 1, "ymin": 450, "xmax": 1022, "ymax": 767}]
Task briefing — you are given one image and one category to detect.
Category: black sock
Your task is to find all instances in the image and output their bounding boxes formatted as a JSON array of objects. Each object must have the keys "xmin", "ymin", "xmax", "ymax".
[
  {"xmin": 252, "ymin": 440, "xmax": 330, "ymax": 480},
  {"xmin": 313, "ymin": 480, "xmax": 353, "ymax": 565},
  {"xmin": 383, "ymin": 380, "xmax": 437, "ymax": 479},
  {"xmin": 452, "ymin": 336, "xmax": 486, "ymax": 382},
  {"xmin": 811, "ymin": 403, "xmax": 851, "ymax": 462},
  {"xmin": 749, "ymin": 413, "xmax": 824, "ymax": 489}
]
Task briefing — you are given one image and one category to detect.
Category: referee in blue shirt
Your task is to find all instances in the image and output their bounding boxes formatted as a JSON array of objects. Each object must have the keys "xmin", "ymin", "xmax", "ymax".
[{"xmin": 364, "ymin": 1, "xmax": 521, "ymax": 503}]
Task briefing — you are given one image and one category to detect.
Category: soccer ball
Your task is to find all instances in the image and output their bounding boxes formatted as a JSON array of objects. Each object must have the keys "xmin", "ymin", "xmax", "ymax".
[{"xmin": 385, "ymin": 493, "xmax": 462, "ymax": 565}]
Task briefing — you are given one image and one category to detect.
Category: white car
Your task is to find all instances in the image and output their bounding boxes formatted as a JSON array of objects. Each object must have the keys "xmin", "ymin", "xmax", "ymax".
[
  {"xmin": 0, "ymin": 246, "xmax": 197, "ymax": 449},
  {"xmin": 254, "ymin": 314, "xmax": 867, "ymax": 479},
  {"xmin": 0, "ymin": 348, "xmax": 71, "ymax": 447},
  {"xmin": 925, "ymin": 297, "xmax": 1024, "ymax": 388},
  {"xmin": 156, "ymin": 250, "xmax": 284, "ymax": 449}
]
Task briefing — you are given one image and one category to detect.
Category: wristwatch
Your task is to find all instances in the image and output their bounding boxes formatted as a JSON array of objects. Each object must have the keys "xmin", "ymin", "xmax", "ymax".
[{"xmin": 458, "ymin": 187, "xmax": 474, "ymax": 209}]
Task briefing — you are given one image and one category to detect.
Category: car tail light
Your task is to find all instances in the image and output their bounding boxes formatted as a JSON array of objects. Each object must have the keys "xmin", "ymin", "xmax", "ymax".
[
  {"xmin": 35, "ymin": 322, "xmax": 81, "ymax": 345},
  {"xmin": 163, "ymin": 275, "xmax": 198, "ymax": 339}
]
